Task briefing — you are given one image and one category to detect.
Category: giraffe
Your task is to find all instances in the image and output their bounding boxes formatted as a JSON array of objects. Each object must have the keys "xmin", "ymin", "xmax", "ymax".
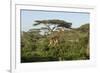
[{"xmin": 48, "ymin": 27, "xmax": 65, "ymax": 47}]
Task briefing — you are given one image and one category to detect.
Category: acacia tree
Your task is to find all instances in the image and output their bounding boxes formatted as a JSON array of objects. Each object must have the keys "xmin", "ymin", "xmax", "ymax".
[
  {"xmin": 33, "ymin": 19, "xmax": 72, "ymax": 61},
  {"xmin": 34, "ymin": 19, "xmax": 72, "ymax": 44},
  {"xmin": 34, "ymin": 19, "xmax": 72, "ymax": 35}
]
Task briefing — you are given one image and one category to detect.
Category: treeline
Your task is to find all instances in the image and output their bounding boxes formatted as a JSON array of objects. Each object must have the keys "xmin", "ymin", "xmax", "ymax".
[{"xmin": 21, "ymin": 23, "xmax": 89, "ymax": 63}]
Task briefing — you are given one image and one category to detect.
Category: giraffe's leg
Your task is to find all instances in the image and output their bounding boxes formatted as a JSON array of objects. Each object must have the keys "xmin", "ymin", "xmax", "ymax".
[
  {"xmin": 49, "ymin": 39, "xmax": 53, "ymax": 46},
  {"xmin": 54, "ymin": 39, "xmax": 58, "ymax": 46},
  {"xmin": 54, "ymin": 40, "xmax": 56, "ymax": 46}
]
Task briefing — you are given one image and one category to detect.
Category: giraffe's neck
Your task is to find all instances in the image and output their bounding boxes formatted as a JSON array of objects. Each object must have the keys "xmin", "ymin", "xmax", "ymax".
[{"xmin": 48, "ymin": 28, "xmax": 64, "ymax": 46}]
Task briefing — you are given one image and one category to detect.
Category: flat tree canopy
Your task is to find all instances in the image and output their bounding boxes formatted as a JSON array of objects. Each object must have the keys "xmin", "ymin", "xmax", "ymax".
[{"xmin": 34, "ymin": 19, "xmax": 72, "ymax": 31}]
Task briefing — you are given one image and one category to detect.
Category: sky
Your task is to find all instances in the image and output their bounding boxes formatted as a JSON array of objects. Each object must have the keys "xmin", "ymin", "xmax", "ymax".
[{"xmin": 21, "ymin": 10, "xmax": 90, "ymax": 32}]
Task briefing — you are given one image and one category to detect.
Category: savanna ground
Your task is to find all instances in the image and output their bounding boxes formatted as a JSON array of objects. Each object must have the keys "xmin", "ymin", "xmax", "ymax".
[{"xmin": 21, "ymin": 19, "xmax": 89, "ymax": 63}]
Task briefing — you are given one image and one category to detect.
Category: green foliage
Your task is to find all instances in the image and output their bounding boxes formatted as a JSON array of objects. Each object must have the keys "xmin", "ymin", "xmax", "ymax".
[
  {"xmin": 34, "ymin": 19, "xmax": 72, "ymax": 27},
  {"xmin": 34, "ymin": 19, "xmax": 72, "ymax": 34},
  {"xmin": 21, "ymin": 23, "xmax": 90, "ymax": 63}
]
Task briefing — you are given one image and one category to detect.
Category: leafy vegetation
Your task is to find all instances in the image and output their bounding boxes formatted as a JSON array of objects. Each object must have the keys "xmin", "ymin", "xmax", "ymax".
[{"xmin": 21, "ymin": 19, "xmax": 89, "ymax": 63}]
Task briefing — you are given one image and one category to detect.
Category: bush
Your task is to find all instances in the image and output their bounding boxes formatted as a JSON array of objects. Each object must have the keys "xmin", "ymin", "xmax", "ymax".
[{"xmin": 21, "ymin": 24, "xmax": 90, "ymax": 62}]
